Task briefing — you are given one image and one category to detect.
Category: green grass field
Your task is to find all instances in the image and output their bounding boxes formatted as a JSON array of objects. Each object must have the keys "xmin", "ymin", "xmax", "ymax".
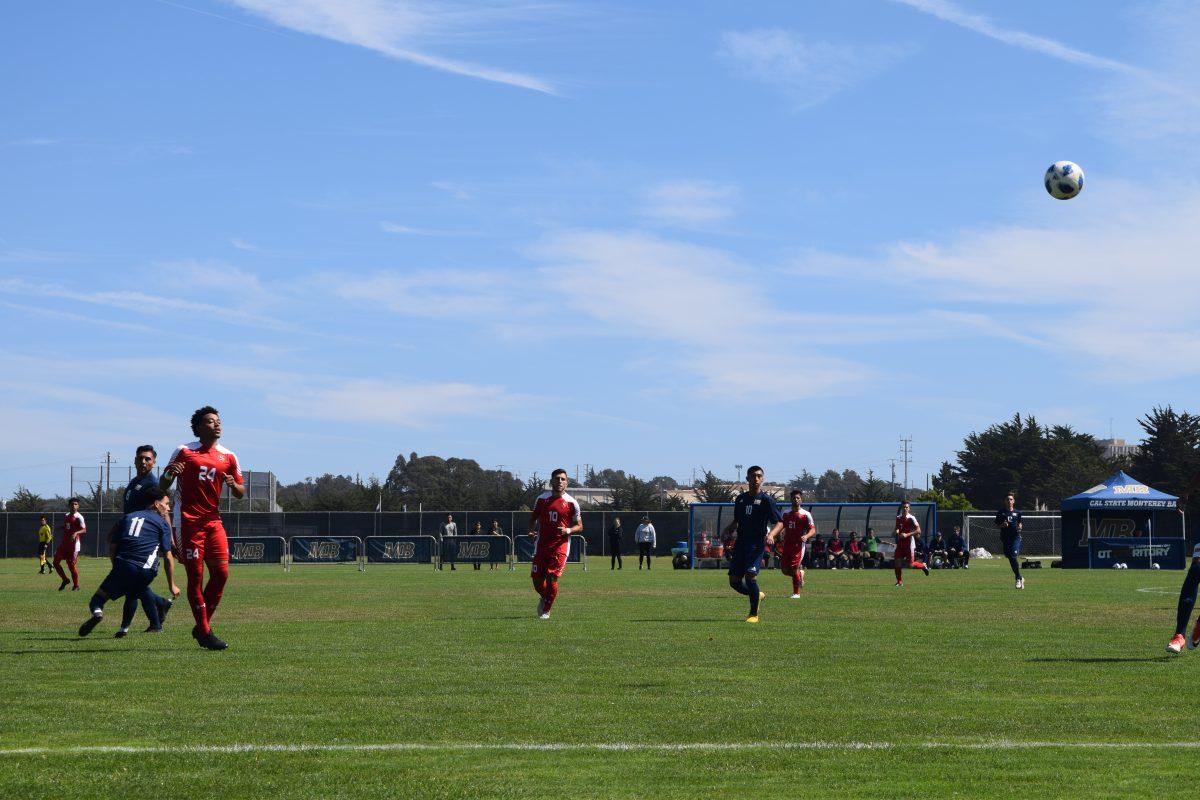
[{"xmin": 1, "ymin": 556, "xmax": 1197, "ymax": 798}]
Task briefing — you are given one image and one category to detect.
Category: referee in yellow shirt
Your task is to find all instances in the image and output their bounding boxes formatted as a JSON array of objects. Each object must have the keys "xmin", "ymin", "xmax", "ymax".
[{"xmin": 36, "ymin": 515, "xmax": 52, "ymax": 574}]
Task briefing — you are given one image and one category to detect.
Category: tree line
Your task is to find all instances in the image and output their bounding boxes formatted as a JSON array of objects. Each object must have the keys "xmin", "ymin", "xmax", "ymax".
[{"xmin": 7, "ymin": 407, "xmax": 1199, "ymax": 513}]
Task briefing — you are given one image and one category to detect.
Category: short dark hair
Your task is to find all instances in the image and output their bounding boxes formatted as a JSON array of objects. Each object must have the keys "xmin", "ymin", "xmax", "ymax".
[
  {"xmin": 791, "ymin": 489, "xmax": 803, "ymax": 498},
  {"xmin": 136, "ymin": 444, "xmax": 156, "ymax": 458},
  {"xmin": 142, "ymin": 486, "xmax": 168, "ymax": 507},
  {"xmin": 551, "ymin": 468, "xmax": 568, "ymax": 480},
  {"xmin": 190, "ymin": 405, "xmax": 220, "ymax": 436},
  {"xmin": 747, "ymin": 465, "xmax": 763, "ymax": 477},
  {"xmin": 68, "ymin": 497, "xmax": 79, "ymax": 505},
  {"xmin": 39, "ymin": 515, "xmax": 47, "ymax": 522}
]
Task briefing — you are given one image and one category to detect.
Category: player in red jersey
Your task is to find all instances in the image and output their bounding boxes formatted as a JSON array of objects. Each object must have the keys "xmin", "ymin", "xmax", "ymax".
[
  {"xmin": 53, "ymin": 497, "xmax": 86, "ymax": 591},
  {"xmin": 893, "ymin": 500, "xmax": 930, "ymax": 586},
  {"xmin": 160, "ymin": 406, "xmax": 245, "ymax": 650},
  {"xmin": 780, "ymin": 489, "xmax": 816, "ymax": 598},
  {"xmin": 527, "ymin": 469, "xmax": 582, "ymax": 620}
]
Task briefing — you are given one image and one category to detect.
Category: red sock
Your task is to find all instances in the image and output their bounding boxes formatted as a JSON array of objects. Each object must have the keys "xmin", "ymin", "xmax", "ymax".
[
  {"xmin": 542, "ymin": 580, "xmax": 559, "ymax": 613},
  {"xmin": 894, "ymin": 563, "xmax": 903, "ymax": 582},
  {"xmin": 531, "ymin": 575, "xmax": 545, "ymax": 597},
  {"xmin": 185, "ymin": 559, "xmax": 210, "ymax": 634},
  {"xmin": 792, "ymin": 573, "xmax": 801, "ymax": 593},
  {"xmin": 203, "ymin": 561, "xmax": 228, "ymax": 623},
  {"xmin": 69, "ymin": 561, "xmax": 80, "ymax": 588},
  {"xmin": 55, "ymin": 561, "xmax": 68, "ymax": 582},
  {"xmin": 913, "ymin": 560, "xmax": 927, "ymax": 571}
]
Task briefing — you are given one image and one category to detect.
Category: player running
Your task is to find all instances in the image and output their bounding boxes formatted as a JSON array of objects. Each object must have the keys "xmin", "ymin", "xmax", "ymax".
[
  {"xmin": 527, "ymin": 469, "xmax": 582, "ymax": 619},
  {"xmin": 160, "ymin": 406, "xmax": 245, "ymax": 650},
  {"xmin": 36, "ymin": 515, "xmax": 52, "ymax": 574},
  {"xmin": 1166, "ymin": 471, "xmax": 1200, "ymax": 653},
  {"xmin": 995, "ymin": 492, "xmax": 1024, "ymax": 589},
  {"xmin": 53, "ymin": 498, "xmax": 86, "ymax": 591},
  {"xmin": 120, "ymin": 445, "xmax": 175, "ymax": 629},
  {"xmin": 780, "ymin": 489, "xmax": 816, "ymax": 598},
  {"xmin": 722, "ymin": 466, "xmax": 784, "ymax": 622},
  {"xmin": 79, "ymin": 487, "xmax": 180, "ymax": 639},
  {"xmin": 892, "ymin": 500, "xmax": 930, "ymax": 587}
]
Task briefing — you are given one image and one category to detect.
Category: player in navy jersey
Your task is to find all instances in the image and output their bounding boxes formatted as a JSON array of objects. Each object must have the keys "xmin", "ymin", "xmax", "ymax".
[
  {"xmin": 119, "ymin": 445, "xmax": 175, "ymax": 629},
  {"xmin": 1167, "ymin": 471, "xmax": 1200, "ymax": 653},
  {"xmin": 79, "ymin": 487, "xmax": 180, "ymax": 638},
  {"xmin": 721, "ymin": 466, "xmax": 784, "ymax": 623},
  {"xmin": 994, "ymin": 493, "xmax": 1024, "ymax": 589}
]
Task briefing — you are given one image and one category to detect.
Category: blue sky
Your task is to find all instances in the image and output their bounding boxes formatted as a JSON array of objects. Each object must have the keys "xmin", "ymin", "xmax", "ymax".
[{"xmin": 3, "ymin": 0, "xmax": 1199, "ymax": 499}]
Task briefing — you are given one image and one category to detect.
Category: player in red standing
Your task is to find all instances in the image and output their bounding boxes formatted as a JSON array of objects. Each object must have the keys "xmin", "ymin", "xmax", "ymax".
[
  {"xmin": 53, "ymin": 497, "xmax": 86, "ymax": 591},
  {"xmin": 780, "ymin": 489, "xmax": 816, "ymax": 598},
  {"xmin": 893, "ymin": 500, "xmax": 930, "ymax": 587},
  {"xmin": 527, "ymin": 469, "xmax": 582, "ymax": 620},
  {"xmin": 160, "ymin": 406, "xmax": 245, "ymax": 650}
]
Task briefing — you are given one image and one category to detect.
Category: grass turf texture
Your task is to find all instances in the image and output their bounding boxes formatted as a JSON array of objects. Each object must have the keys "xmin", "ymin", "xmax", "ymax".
[{"xmin": 0, "ymin": 557, "xmax": 1196, "ymax": 798}]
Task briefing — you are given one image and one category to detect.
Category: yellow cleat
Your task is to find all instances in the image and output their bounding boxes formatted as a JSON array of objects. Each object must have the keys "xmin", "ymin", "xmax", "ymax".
[{"xmin": 746, "ymin": 615, "xmax": 759, "ymax": 623}]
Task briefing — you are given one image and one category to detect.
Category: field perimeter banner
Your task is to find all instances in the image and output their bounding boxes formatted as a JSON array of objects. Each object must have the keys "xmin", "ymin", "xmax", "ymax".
[
  {"xmin": 227, "ymin": 536, "xmax": 286, "ymax": 566},
  {"xmin": 365, "ymin": 535, "xmax": 437, "ymax": 564},
  {"xmin": 440, "ymin": 535, "xmax": 510, "ymax": 565},
  {"xmin": 290, "ymin": 536, "xmax": 361, "ymax": 564}
]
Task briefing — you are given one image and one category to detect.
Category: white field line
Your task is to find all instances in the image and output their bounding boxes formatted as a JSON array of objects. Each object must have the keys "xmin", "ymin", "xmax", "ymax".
[
  {"xmin": 1136, "ymin": 586, "xmax": 1177, "ymax": 595},
  {"xmin": 3, "ymin": 740, "xmax": 1200, "ymax": 757}
]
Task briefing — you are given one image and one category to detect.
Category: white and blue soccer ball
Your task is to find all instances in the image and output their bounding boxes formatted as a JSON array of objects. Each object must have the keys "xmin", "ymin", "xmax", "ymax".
[
  {"xmin": 1045, "ymin": 161, "xmax": 1084, "ymax": 200},
  {"xmin": 1152, "ymin": 562, "xmax": 1161, "ymax": 570}
]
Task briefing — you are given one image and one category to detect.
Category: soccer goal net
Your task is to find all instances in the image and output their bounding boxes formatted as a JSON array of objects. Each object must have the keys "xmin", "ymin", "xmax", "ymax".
[
  {"xmin": 287, "ymin": 535, "xmax": 365, "ymax": 572},
  {"xmin": 964, "ymin": 514, "xmax": 1061, "ymax": 557}
]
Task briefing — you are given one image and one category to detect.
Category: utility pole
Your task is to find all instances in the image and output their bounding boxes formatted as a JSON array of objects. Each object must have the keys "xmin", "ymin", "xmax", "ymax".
[
  {"xmin": 734, "ymin": 464, "xmax": 743, "ymax": 483},
  {"xmin": 900, "ymin": 436, "xmax": 912, "ymax": 497},
  {"xmin": 888, "ymin": 459, "xmax": 898, "ymax": 496}
]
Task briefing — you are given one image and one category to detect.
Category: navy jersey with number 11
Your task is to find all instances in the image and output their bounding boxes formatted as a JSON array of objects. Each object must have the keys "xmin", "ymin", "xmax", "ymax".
[{"xmin": 111, "ymin": 510, "xmax": 173, "ymax": 572}]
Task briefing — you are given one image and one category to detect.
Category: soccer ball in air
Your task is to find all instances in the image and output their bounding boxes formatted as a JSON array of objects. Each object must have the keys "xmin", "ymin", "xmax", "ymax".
[{"xmin": 1045, "ymin": 161, "xmax": 1084, "ymax": 200}]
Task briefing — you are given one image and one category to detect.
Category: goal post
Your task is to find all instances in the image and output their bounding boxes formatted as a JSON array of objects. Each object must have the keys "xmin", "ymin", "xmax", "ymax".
[
  {"xmin": 288, "ymin": 535, "xmax": 364, "ymax": 572},
  {"xmin": 964, "ymin": 513, "xmax": 1061, "ymax": 557}
]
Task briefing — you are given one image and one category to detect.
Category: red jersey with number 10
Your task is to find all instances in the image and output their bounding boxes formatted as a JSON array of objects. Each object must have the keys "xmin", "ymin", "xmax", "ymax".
[
  {"xmin": 532, "ymin": 491, "xmax": 581, "ymax": 550},
  {"xmin": 167, "ymin": 441, "xmax": 243, "ymax": 523}
]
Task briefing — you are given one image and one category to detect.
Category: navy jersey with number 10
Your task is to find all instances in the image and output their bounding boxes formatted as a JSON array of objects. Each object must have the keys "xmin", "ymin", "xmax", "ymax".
[
  {"xmin": 111, "ymin": 510, "xmax": 173, "ymax": 572},
  {"xmin": 732, "ymin": 491, "xmax": 783, "ymax": 546}
]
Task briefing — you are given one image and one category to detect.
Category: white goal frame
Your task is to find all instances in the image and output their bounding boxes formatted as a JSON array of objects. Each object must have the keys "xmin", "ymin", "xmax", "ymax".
[{"xmin": 964, "ymin": 513, "xmax": 1061, "ymax": 557}]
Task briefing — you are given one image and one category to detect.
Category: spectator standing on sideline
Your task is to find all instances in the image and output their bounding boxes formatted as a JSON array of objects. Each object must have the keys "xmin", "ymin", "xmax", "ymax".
[
  {"xmin": 37, "ymin": 515, "xmax": 53, "ymax": 574},
  {"xmin": 847, "ymin": 531, "xmax": 863, "ymax": 569},
  {"xmin": 863, "ymin": 528, "xmax": 880, "ymax": 568},
  {"xmin": 636, "ymin": 516, "xmax": 656, "ymax": 570},
  {"xmin": 441, "ymin": 514, "xmax": 458, "ymax": 571},
  {"xmin": 608, "ymin": 516, "xmax": 623, "ymax": 570},
  {"xmin": 471, "ymin": 522, "xmax": 484, "ymax": 570},
  {"xmin": 490, "ymin": 519, "xmax": 504, "ymax": 570},
  {"xmin": 947, "ymin": 525, "xmax": 969, "ymax": 568}
]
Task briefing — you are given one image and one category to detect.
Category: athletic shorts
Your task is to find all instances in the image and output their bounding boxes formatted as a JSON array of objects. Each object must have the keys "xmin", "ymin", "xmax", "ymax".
[
  {"xmin": 728, "ymin": 540, "xmax": 765, "ymax": 577},
  {"xmin": 894, "ymin": 537, "xmax": 915, "ymax": 563},
  {"xmin": 179, "ymin": 518, "xmax": 229, "ymax": 564},
  {"xmin": 1002, "ymin": 534, "xmax": 1021, "ymax": 558},
  {"xmin": 780, "ymin": 543, "xmax": 805, "ymax": 571},
  {"xmin": 531, "ymin": 542, "xmax": 570, "ymax": 578},
  {"xmin": 53, "ymin": 541, "xmax": 78, "ymax": 563},
  {"xmin": 98, "ymin": 560, "xmax": 155, "ymax": 601}
]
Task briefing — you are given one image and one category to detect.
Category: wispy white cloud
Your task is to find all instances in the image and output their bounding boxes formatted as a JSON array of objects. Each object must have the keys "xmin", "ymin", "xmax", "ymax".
[
  {"xmin": 328, "ymin": 268, "xmax": 515, "ymax": 318},
  {"xmin": 265, "ymin": 378, "xmax": 530, "ymax": 426},
  {"xmin": 718, "ymin": 29, "xmax": 915, "ymax": 110},
  {"xmin": 220, "ymin": 0, "xmax": 557, "ymax": 93},
  {"xmin": 430, "ymin": 180, "xmax": 474, "ymax": 200},
  {"xmin": 532, "ymin": 230, "xmax": 871, "ymax": 401},
  {"xmin": 638, "ymin": 180, "xmax": 738, "ymax": 228},
  {"xmin": 230, "ymin": 237, "xmax": 264, "ymax": 252}
]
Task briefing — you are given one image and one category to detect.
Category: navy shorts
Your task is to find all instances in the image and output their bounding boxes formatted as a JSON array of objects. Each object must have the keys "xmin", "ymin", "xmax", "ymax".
[
  {"xmin": 727, "ymin": 541, "xmax": 766, "ymax": 577},
  {"xmin": 1002, "ymin": 535, "xmax": 1021, "ymax": 558},
  {"xmin": 98, "ymin": 560, "xmax": 155, "ymax": 600}
]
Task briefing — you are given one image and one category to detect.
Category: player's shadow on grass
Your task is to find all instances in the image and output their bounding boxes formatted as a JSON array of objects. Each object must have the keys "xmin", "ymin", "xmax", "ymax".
[
  {"xmin": 1027, "ymin": 656, "xmax": 1173, "ymax": 664},
  {"xmin": 628, "ymin": 618, "xmax": 746, "ymax": 623},
  {"xmin": 4, "ymin": 647, "xmax": 171, "ymax": 655}
]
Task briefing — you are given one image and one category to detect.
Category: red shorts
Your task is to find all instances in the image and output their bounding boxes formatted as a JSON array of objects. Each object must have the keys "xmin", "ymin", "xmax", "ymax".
[
  {"xmin": 779, "ymin": 543, "xmax": 805, "ymax": 571},
  {"xmin": 53, "ymin": 541, "xmax": 78, "ymax": 563},
  {"xmin": 531, "ymin": 541, "xmax": 570, "ymax": 578},
  {"xmin": 895, "ymin": 537, "xmax": 915, "ymax": 563},
  {"xmin": 178, "ymin": 518, "xmax": 229, "ymax": 564}
]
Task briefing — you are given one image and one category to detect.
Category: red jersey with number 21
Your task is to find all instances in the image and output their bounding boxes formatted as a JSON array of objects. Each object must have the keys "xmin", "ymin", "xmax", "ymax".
[{"xmin": 167, "ymin": 441, "xmax": 243, "ymax": 523}]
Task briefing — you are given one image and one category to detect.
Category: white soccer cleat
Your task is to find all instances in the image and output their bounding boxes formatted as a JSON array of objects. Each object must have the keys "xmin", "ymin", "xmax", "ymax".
[
  {"xmin": 790, "ymin": 593, "xmax": 801, "ymax": 599},
  {"xmin": 1016, "ymin": 578, "xmax": 1024, "ymax": 589},
  {"xmin": 538, "ymin": 613, "xmax": 550, "ymax": 620}
]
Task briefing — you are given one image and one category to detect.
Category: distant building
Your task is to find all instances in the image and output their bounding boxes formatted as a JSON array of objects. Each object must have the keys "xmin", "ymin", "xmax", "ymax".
[
  {"xmin": 221, "ymin": 470, "xmax": 281, "ymax": 512},
  {"xmin": 1098, "ymin": 438, "xmax": 1140, "ymax": 460}
]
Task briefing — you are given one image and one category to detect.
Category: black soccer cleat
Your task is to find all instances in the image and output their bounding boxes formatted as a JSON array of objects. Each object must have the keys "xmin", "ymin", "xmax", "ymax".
[
  {"xmin": 59, "ymin": 579, "xmax": 70, "ymax": 591},
  {"xmin": 157, "ymin": 596, "xmax": 173, "ymax": 624},
  {"xmin": 196, "ymin": 631, "xmax": 229, "ymax": 651},
  {"xmin": 114, "ymin": 629, "xmax": 129, "ymax": 639},
  {"xmin": 78, "ymin": 612, "xmax": 103, "ymax": 637},
  {"xmin": 144, "ymin": 626, "xmax": 163, "ymax": 634},
  {"xmin": 922, "ymin": 563, "xmax": 930, "ymax": 576}
]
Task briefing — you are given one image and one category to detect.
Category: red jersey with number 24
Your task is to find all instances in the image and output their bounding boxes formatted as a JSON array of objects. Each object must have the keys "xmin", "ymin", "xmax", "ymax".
[{"xmin": 167, "ymin": 441, "xmax": 243, "ymax": 523}]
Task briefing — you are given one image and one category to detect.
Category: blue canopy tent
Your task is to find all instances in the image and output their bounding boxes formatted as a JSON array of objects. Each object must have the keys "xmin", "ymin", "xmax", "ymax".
[{"xmin": 1060, "ymin": 471, "xmax": 1186, "ymax": 569}]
